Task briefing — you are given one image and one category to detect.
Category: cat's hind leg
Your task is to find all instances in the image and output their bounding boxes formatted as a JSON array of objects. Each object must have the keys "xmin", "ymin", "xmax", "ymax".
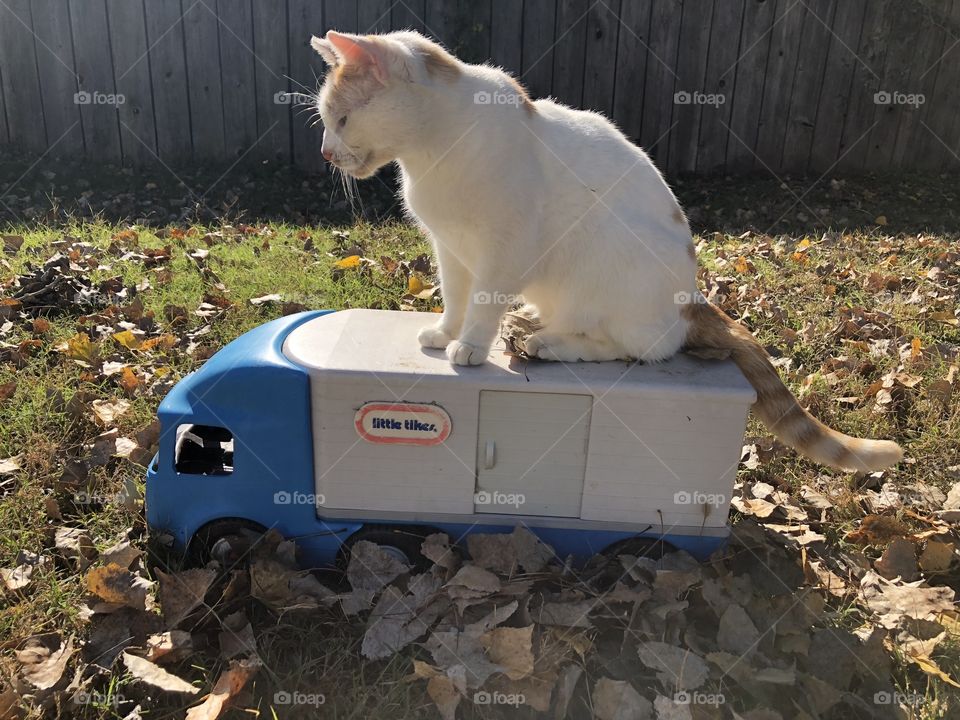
[{"xmin": 524, "ymin": 332, "xmax": 627, "ymax": 362}]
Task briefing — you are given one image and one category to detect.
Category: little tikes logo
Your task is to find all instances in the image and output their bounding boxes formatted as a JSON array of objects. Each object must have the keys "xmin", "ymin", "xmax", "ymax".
[{"xmin": 355, "ymin": 402, "xmax": 451, "ymax": 446}]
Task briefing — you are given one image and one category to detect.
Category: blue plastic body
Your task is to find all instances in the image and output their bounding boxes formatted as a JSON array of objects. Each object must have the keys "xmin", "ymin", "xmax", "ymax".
[{"xmin": 146, "ymin": 311, "xmax": 726, "ymax": 566}]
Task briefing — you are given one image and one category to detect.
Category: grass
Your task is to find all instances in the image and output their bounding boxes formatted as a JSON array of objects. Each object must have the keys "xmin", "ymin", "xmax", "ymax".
[{"xmin": 1, "ymin": 158, "xmax": 959, "ymax": 718}]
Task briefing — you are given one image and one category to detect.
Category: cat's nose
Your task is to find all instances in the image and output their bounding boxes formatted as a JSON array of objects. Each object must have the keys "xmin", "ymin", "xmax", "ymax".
[{"xmin": 322, "ymin": 148, "xmax": 333, "ymax": 161}]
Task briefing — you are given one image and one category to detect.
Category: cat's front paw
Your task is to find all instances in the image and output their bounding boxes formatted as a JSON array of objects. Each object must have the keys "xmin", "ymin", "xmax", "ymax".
[
  {"xmin": 447, "ymin": 340, "xmax": 488, "ymax": 366},
  {"xmin": 418, "ymin": 325, "xmax": 453, "ymax": 349}
]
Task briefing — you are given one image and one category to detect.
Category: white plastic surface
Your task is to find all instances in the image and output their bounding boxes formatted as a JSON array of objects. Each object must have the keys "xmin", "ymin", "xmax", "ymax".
[{"xmin": 283, "ymin": 309, "xmax": 755, "ymax": 527}]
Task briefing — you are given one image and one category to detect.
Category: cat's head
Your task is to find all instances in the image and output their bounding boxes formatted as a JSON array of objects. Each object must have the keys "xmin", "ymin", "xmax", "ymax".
[{"xmin": 310, "ymin": 30, "xmax": 461, "ymax": 178}]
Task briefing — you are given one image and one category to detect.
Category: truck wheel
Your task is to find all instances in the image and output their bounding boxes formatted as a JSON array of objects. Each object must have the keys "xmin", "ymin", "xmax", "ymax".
[
  {"xmin": 341, "ymin": 525, "xmax": 440, "ymax": 573},
  {"xmin": 191, "ymin": 519, "xmax": 266, "ymax": 568}
]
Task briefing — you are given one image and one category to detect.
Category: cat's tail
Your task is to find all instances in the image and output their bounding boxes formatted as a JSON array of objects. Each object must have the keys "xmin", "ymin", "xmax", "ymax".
[{"xmin": 682, "ymin": 299, "xmax": 903, "ymax": 472}]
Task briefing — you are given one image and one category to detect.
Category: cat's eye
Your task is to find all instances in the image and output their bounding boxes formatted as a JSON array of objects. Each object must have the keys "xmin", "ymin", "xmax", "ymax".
[{"xmin": 337, "ymin": 115, "xmax": 347, "ymax": 129}]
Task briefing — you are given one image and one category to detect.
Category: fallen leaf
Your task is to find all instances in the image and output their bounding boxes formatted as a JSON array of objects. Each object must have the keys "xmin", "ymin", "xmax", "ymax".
[
  {"xmin": 860, "ymin": 570, "xmax": 955, "ymax": 628},
  {"xmin": 920, "ymin": 541, "xmax": 954, "ymax": 573},
  {"xmin": 156, "ymin": 567, "xmax": 217, "ymax": 628},
  {"xmin": 347, "ymin": 540, "xmax": 408, "ymax": 592},
  {"xmin": 17, "ymin": 634, "xmax": 74, "ymax": 690},
  {"xmin": 480, "ymin": 625, "xmax": 534, "ymax": 680},
  {"xmin": 637, "ymin": 641, "xmax": 708, "ymax": 690},
  {"xmin": 184, "ymin": 657, "xmax": 261, "ymax": 719},
  {"xmin": 91, "ymin": 398, "xmax": 132, "ymax": 425},
  {"xmin": 874, "ymin": 537, "xmax": 918, "ymax": 581},
  {"xmin": 123, "ymin": 652, "xmax": 199, "ymax": 694},
  {"xmin": 593, "ymin": 677, "xmax": 652, "ymax": 720},
  {"xmin": 86, "ymin": 563, "xmax": 154, "ymax": 610},
  {"xmin": 334, "ymin": 254, "xmax": 361, "ymax": 269}
]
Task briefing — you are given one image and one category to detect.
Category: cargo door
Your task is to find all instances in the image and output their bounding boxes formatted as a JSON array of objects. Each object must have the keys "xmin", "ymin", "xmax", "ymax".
[{"xmin": 475, "ymin": 391, "xmax": 591, "ymax": 516}]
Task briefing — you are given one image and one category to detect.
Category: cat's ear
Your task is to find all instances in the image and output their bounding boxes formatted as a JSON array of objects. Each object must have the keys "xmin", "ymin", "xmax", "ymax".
[
  {"xmin": 324, "ymin": 30, "xmax": 389, "ymax": 84},
  {"xmin": 310, "ymin": 35, "xmax": 339, "ymax": 67}
]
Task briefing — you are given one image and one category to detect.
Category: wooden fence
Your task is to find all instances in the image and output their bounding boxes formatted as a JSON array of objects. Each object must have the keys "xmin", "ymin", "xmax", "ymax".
[{"xmin": 0, "ymin": 0, "xmax": 958, "ymax": 176}]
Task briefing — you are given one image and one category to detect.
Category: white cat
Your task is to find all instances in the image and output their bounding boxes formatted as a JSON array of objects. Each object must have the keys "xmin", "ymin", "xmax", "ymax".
[{"xmin": 309, "ymin": 30, "xmax": 902, "ymax": 473}]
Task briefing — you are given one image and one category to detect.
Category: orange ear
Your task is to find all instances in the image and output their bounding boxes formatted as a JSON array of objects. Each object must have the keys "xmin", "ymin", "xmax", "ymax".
[{"xmin": 326, "ymin": 31, "xmax": 388, "ymax": 83}]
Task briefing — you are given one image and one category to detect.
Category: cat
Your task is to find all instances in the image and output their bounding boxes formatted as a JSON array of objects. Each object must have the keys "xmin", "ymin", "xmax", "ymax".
[{"xmin": 309, "ymin": 29, "xmax": 903, "ymax": 473}]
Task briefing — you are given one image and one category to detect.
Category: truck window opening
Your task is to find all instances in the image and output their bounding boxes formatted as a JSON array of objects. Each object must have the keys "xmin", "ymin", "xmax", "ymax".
[{"xmin": 175, "ymin": 424, "xmax": 234, "ymax": 475}]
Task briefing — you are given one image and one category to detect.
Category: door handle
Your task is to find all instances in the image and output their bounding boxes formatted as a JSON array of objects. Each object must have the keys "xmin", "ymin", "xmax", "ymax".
[{"xmin": 484, "ymin": 440, "xmax": 496, "ymax": 469}]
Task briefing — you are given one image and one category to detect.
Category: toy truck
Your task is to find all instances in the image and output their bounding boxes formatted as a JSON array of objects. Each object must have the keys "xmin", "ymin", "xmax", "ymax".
[{"xmin": 146, "ymin": 309, "xmax": 755, "ymax": 567}]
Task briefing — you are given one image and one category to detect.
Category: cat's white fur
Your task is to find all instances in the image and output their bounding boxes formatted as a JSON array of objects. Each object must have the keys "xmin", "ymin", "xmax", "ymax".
[
  {"xmin": 309, "ymin": 29, "xmax": 904, "ymax": 473},
  {"xmin": 312, "ymin": 30, "xmax": 696, "ymax": 366}
]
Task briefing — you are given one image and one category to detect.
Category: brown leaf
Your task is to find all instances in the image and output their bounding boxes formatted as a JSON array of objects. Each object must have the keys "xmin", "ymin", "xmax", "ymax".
[
  {"xmin": 17, "ymin": 634, "xmax": 74, "ymax": 690},
  {"xmin": 54, "ymin": 526, "xmax": 97, "ymax": 570},
  {"xmin": 91, "ymin": 398, "xmax": 132, "ymax": 426},
  {"xmin": 637, "ymin": 642, "xmax": 708, "ymax": 690},
  {"xmin": 145, "ymin": 630, "xmax": 194, "ymax": 664},
  {"xmin": 860, "ymin": 570, "xmax": 956, "ymax": 628},
  {"xmin": 846, "ymin": 514, "xmax": 909, "ymax": 546},
  {"xmin": 184, "ymin": 657, "xmax": 260, "ymax": 720},
  {"xmin": 593, "ymin": 678, "xmax": 652, "ymax": 720},
  {"xmin": 156, "ymin": 567, "xmax": 217, "ymax": 628},
  {"xmin": 123, "ymin": 652, "xmax": 199, "ymax": 695},
  {"xmin": 347, "ymin": 540, "xmax": 408, "ymax": 592},
  {"xmin": 0, "ymin": 380, "xmax": 16, "ymax": 404},
  {"xmin": 480, "ymin": 625, "xmax": 534, "ymax": 680},
  {"xmin": 425, "ymin": 674, "xmax": 461, "ymax": 720},
  {"xmin": 873, "ymin": 537, "xmax": 918, "ymax": 581},
  {"xmin": 86, "ymin": 563, "xmax": 154, "ymax": 610}
]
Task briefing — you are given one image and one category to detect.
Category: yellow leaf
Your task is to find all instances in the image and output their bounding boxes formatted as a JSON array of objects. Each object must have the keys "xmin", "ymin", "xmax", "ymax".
[
  {"xmin": 113, "ymin": 330, "xmax": 142, "ymax": 350},
  {"xmin": 797, "ymin": 238, "xmax": 811, "ymax": 250},
  {"xmin": 407, "ymin": 275, "xmax": 425, "ymax": 295},
  {"xmin": 334, "ymin": 255, "xmax": 361, "ymax": 269},
  {"xmin": 875, "ymin": 215, "xmax": 888, "ymax": 226},
  {"xmin": 119, "ymin": 367, "xmax": 139, "ymax": 394},
  {"xmin": 910, "ymin": 337, "xmax": 922, "ymax": 361},
  {"xmin": 140, "ymin": 334, "xmax": 177, "ymax": 352},
  {"xmin": 734, "ymin": 256, "xmax": 750, "ymax": 274},
  {"xmin": 907, "ymin": 652, "xmax": 960, "ymax": 688},
  {"xmin": 63, "ymin": 333, "xmax": 98, "ymax": 363}
]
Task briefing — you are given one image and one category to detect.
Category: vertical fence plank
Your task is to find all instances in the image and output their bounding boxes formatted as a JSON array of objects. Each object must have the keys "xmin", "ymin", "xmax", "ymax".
[
  {"xmin": 863, "ymin": 2, "xmax": 925, "ymax": 170},
  {"xmin": 753, "ymin": 0, "xmax": 804, "ymax": 174},
  {"xmin": 0, "ymin": 67, "xmax": 8, "ymax": 145},
  {"xmin": 182, "ymin": 0, "xmax": 226, "ymax": 162},
  {"xmin": 582, "ymin": 0, "xmax": 621, "ymax": 117},
  {"xmin": 69, "ymin": 0, "xmax": 121, "ymax": 162},
  {"xmin": 696, "ymin": 0, "xmax": 745, "ymax": 174},
  {"xmin": 890, "ymin": 2, "xmax": 952, "ymax": 169},
  {"xmin": 217, "ymin": 0, "xmax": 258, "ymax": 160},
  {"xmin": 0, "ymin": 0, "xmax": 47, "ymax": 152},
  {"xmin": 724, "ymin": 0, "xmax": 777, "ymax": 172},
  {"xmin": 780, "ymin": 0, "xmax": 835, "ymax": 173},
  {"xmin": 325, "ymin": 0, "xmax": 357, "ymax": 32},
  {"xmin": 392, "ymin": 0, "xmax": 426, "ymax": 32},
  {"xmin": 835, "ymin": 0, "xmax": 892, "ymax": 173},
  {"xmin": 144, "ymin": 0, "xmax": 192, "ymax": 164},
  {"xmin": 358, "ymin": 0, "xmax": 392, "ymax": 33},
  {"xmin": 490, "ymin": 0, "xmax": 523, "ymax": 73},
  {"xmin": 426, "ymin": 0, "xmax": 490, "ymax": 62},
  {"xmin": 668, "ymin": 0, "xmax": 714, "ymax": 175},
  {"xmin": 252, "ymin": 0, "xmax": 292, "ymax": 163},
  {"xmin": 915, "ymin": 0, "xmax": 960, "ymax": 170},
  {"xmin": 32, "ymin": 0, "xmax": 83, "ymax": 154},
  {"xmin": 639, "ymin": 0, "xmax": 682, "ymax": 169},
  {"xmin": 520, "ymin": 0, "xmax": 556, "ymax": 101},
  {"xmin": 551, "ymin": 0, "xmax": 589, "ymax": 108},
  {"xmin": 289, "ymin": 0, "xmax": 325, "ymax": 172},
  {"xmin": 108, "ymin": 0, "xmax": 158, "ymax": 165},
  {"xmin": 807, "ymin": 0, "xmax": 867, "ymax": 173},
  {"xmin": 612, "ymin": 0, "xmax": 652, "ymax": 143}
]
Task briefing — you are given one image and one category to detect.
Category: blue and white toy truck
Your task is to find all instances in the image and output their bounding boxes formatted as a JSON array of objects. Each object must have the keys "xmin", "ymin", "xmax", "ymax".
[{"xmin": 146, "ymin": 309, "xmax": 755, "ymax": 567}]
